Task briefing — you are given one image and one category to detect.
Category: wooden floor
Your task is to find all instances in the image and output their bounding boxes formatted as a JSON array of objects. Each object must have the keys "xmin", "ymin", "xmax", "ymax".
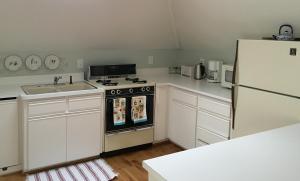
[{"xmin": 0, "ymin": 142, "xmax": 182, "ymax": 181}]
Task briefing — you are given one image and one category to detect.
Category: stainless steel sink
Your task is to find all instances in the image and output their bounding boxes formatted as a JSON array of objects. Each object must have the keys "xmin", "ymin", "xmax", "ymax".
[{"xmin": 22, "ymin": 82, "xmax": 97, "ymax": 95}]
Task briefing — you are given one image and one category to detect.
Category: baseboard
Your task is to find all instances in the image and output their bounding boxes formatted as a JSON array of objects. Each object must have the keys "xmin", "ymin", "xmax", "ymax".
[{"xmin": 0, "ymin": 165, "xmax": 22, "ymax": 176}]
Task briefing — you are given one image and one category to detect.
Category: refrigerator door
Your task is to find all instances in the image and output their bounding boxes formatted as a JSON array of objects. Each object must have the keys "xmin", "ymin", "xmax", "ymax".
[
  {"xmin": 231, "ymin": 86, "xmax": 300, "ymax": 138},
  {"xmin": 236, "ymin": 39, "xmax": 300, "ymax": 97}
]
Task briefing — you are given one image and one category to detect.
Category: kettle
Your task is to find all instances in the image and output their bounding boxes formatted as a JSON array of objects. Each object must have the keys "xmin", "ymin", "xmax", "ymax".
[
  {"xmin": 194, "ymin": 63, "xmax": 206, "ymax": 80},
  {"xmin": 273, "ymin": 24, "xmax": 294, "ymax": 41}
]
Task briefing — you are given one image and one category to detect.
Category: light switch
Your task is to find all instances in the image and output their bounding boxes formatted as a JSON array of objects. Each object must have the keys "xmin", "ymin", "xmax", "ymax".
[
  {"xmin": 77, "ymin": 59, "xmax": 84, "ymax": 69},
  {"xmin": 148, "ymin": 56, "xmax": 154, "ymax": 65}
]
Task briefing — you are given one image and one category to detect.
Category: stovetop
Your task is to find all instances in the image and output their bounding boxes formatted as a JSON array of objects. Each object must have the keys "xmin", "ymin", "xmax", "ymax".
[{"xmin": 89, "ymin": 77, "xmax": 155, "ymax": 90}]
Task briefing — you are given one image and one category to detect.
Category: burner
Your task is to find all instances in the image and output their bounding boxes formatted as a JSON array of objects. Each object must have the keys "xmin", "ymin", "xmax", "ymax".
[
  {"xmin": 96, "ymin": 79, "xmax": 118, "ymax": 86},
  {"xmin": 125, "ymin": 77, "xmax": 139, "ymax": 82},
  {"xmin": 102, "ymin": 82, "xmax": 119, "ymax": 86},
  {"xmin": 134, "ymin": 80, "xmax": 147, "ymax": 84},
  {"xmin": 96, "ymin": 79, "xmax": 112, "ymax": 84},
  {"xmin": 125, "ymin": 77, "xmax": 147, "ymax": 84}
]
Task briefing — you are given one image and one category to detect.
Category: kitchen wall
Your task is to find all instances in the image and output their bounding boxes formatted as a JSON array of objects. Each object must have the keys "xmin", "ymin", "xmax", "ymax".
[
  {"xmin": 0, "ymin": 0, "xmax": 178, "ymax": 77},
  {"xmin": 172, "ymin": 0, "xmax": 300, "ymax": 65}
]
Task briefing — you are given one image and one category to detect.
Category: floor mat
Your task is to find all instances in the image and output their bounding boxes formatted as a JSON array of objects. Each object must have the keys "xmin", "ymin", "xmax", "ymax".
[{"xmin": 27, "ymin": 159, "xmax": 117, "ymax": 181}]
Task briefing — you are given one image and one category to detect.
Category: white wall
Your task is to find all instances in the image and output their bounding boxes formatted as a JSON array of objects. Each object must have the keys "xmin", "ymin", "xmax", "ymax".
[
  {"xmin": 172, "ymin": 0, "xmax": 300, "ymax": 64},
  {"xmin": 0, "ymin": 0, "xmax": 178, "ymax": 51},
  {"xmin": 0, "ymin": 0, "xmax": 179, "ymax": 77}
]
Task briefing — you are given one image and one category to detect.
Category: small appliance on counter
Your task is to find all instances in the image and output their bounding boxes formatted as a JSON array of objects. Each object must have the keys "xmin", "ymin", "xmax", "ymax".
[
  {"xmin": 207, "ymin": 60, "xmax": 223, "ymax": 83},
  {"xmin": 168, "ymin": 66, "xmax": 181, "ymax": 74},
  {"xmin": 221, "ymin": 64, "xmax": 233, "ymax": 88},
  {"xmin": 194, "ymin": 62, "xmax": 206, "ymax": 80},
  {"xmin": 181, "ymin": 65, "xmax": 194, "ymax": 78}
]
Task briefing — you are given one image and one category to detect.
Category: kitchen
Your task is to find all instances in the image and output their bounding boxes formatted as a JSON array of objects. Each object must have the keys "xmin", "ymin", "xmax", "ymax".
[{"xmin": 1, "ymin": 1, "xmax": 300, "ymax": 181}]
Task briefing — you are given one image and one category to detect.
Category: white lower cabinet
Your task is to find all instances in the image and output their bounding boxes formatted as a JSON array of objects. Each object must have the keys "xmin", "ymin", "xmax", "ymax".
[
  {"xmin": 0, "ymin": 99, "xmax": 20, "ymax": 172},
  {"xmin": 168, "ymin": 100, "xmax": 197, "ymax": 149},
  {"xmin": 67, "ymin": 111, "xmax": 101, "ymax": 161},
  {"xmin": 28, "ymin": 116, "xmax": 67, "ymax": 170},
  {"xmin": 159, "ymin": 86, "xmax": 231, "ymax": 150},
  {"xmin": 23, "ymin": 93, "xmax": 103, "ymax": 171}
]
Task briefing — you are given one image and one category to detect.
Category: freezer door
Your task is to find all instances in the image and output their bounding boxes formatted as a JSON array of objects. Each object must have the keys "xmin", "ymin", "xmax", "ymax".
[
  {"xmin": 236, "ymin": 39, "xmax": 300, "ymax": 97},
  {"xmin": 231, "ymin": 86, "xmax": 300, "ymax": 138}
]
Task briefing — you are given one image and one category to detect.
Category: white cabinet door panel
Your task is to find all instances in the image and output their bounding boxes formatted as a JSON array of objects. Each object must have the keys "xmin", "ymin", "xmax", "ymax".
[
  {"xmin": 28, "ymin": 117, "xmax": 66, "ymax": 170},
  {"xmin": 154, "ymin": 86, "xmax": 168, "ymax": 142},
  {"xmin": 67, "ymin": 112, "xmax": 101, "ymax": 161},
  {"xmin": 168, "ymin": 100, "xmax": 197, "ymax": 149},
  {"xmin": 197, "ymin": 110, "xmax": 230, "ymax": 137},
  {"xmin": 0, "ymin": 100, "xmax": 19, "ymax": 169}
]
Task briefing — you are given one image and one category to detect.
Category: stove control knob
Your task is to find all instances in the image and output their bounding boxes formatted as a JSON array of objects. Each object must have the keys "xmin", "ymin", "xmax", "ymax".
[
  {"xmin": 146, "ymin": 87, "xmax": 151, "ymax": 91},
  {"xmin": 110, "ymin": 90, "xmax": 116, "ymax": 95},
  {"xmin": 129, "ymin": 88, "xmax": 134, "ymax": 93},
  {"xmin": 116, "ymin": 90, "xmax": 121, "ymax": 94},
  {"xmin": 141, "ymin": 87, "xmax": 146, "ymax": 92}
]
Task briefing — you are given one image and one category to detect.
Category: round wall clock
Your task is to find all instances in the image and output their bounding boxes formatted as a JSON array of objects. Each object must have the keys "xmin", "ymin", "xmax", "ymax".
[
  {"xmin": 45, "ymin": 55, "xmax": 60, "ymax": 70},
  {"xmin": 25, "ymin": 55, "xmax": 42, "ymax": 71},
  {"xmin": 4, "ymin": 55, "xmax": 23, "ymax": 71}
]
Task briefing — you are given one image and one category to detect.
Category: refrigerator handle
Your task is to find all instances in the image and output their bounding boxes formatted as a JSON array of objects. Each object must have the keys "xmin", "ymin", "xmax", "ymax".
[
  {"xmin": 231, "ymin": 40, "xmax": 239, "ymax": 130},
  {"xmin": 231, "ymin": 87, "xmax": 236, "ymax": 129},
  {"xmin": 232, "ymin": 40, "xmax": 239, "ymax": 85}
]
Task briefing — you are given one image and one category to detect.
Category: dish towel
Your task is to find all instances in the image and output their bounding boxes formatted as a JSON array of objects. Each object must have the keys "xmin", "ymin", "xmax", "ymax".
[
  {"xmin": 113, "ymin": 98, "xmax": 126, "ymax": 126},
  {"xmin": 131, "ymin": 96, "xmax": 147, "ymax": 124}
]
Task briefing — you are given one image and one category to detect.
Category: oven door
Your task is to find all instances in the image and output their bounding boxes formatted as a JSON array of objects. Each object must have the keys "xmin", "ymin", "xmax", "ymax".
[
  {"xmin": 106, "ymin": 94, "xmax": 154, "ymax": 133},
  {"xmin": 106, "ymin": 95, "xmax": 132, "ymax": 133},
  {"xmin": 131, "ymin": 94, "xmax": 154, "ymax": 128}
]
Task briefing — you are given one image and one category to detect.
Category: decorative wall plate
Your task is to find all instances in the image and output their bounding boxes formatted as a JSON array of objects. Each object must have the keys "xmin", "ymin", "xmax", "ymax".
[
  {"xmin": 4, "ymin": 55, "xmax": 23, "ymax": 71},
  {"xmin": 25, "ymin": 55, "xmax": 42, "ymax": 71},
  {"xmin": 45, "ymin": 55, "xmax": 60, "ymax": 70}
]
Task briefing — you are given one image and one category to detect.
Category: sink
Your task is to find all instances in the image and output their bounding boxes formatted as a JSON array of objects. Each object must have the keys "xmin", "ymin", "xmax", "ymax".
[{"xmin": 22, "ymin": 82, "xmax": 97, "ymax": 95}]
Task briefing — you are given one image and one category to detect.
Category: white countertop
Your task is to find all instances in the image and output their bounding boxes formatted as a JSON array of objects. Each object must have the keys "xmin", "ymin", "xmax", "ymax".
[
  {"xmin": 141, "ymin": 74, "xmax": 231, "ymax": 102},
  {"xmin": 0, "ymin": 73, "xmax": 231, "ymax": 102},
  {"xmin": 143, "ymin": 123, "xmax": 300, "ymax": 181}
]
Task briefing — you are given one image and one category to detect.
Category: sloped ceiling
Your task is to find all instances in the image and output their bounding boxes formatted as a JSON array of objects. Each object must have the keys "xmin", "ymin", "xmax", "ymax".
[
  {"xmin": 172, "ymin": 0, "xmax": 300, "ymax": 61},
  {"xmin": 0, "ymin": 0, "xmax": 178, "ymax": 51}
]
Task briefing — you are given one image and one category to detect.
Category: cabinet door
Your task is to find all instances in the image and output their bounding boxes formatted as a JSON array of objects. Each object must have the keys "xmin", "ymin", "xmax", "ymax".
[
  {"xmin": 0, "ymin": 100, "xmax": 19, "ymax": 169},
  {"xmin": 168, "ymin": 100, "xmax": 197, "ymax": 149},
  {"xmin": 154, "ymin": 86, "xmax": 168, "ymax": 142},
  {"xmin": 28, "ymin": 116, "xmax": 66, "ymax": 170},
  {"xmin": 67, "ymin": 111, "xmax": 101, "ymax": 161}
]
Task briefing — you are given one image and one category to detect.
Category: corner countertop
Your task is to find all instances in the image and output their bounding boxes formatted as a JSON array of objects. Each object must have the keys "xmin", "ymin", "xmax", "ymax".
[
  {"xmin": 140, "ymin": 74, "xmax": 231, "ymax": 102},
  {"xmin": 143, "ymin": 123, "xmax": 300, "ymax": 181}
]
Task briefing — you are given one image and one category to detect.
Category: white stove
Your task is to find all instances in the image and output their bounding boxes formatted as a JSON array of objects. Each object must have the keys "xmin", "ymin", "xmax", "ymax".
[{"xmin": 87, "ymin": 64, "xmax": 155, "ymax": 155}]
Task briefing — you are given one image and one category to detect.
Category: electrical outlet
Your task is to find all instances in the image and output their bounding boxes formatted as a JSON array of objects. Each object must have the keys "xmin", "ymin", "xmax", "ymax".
[
  {"xmin": 148, "ymin": 56, "xmax": 154, "ymax": 65},
  {"xmin": 77, "ymin": 59, "xmax": 84, "ymax": 69}
]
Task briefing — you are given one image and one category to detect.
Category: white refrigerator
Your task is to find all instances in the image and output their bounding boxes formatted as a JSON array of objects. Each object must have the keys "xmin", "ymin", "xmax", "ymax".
[{"xmin": 231, "ymin": 39, "xmax": 300, "ymax": 138}]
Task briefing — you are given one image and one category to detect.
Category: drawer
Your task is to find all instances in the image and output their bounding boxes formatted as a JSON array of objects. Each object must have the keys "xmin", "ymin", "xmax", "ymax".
[
  {"xmin": 170, "ymin": 87, "xmax": 197, "ymax": 107},
  {"xmin": 69, "ymin": 95, "xmax": 102, "ymax": 112},
  {"xmin": 196, "ymin": 140, "xmax": 208, "ymax": 147},
  {"xmin": 28, "ymin": 99, "xmax": 66, "ymax": 117},
  {"xmin": 198, "ymin": 95, "xmax": 230, "ymax": 117},
  {"xmin": 196, "ymin": 127, "xmax": 227, "ymax": 144},
  {"xmin": 197, "ymin": 110, "xmax": 230, "ymax": 137}
]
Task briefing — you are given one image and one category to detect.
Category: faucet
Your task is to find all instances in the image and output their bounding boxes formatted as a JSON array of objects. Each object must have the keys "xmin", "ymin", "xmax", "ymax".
[{"xmin": 54, "ymin": 76, "xmax": 62, "ymax": 85}]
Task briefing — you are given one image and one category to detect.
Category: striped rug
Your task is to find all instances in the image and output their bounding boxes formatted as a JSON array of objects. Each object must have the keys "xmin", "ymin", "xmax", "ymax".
[{"xmin": 27, "ymin": 159, "xmax": 117, "ymax": 181}]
